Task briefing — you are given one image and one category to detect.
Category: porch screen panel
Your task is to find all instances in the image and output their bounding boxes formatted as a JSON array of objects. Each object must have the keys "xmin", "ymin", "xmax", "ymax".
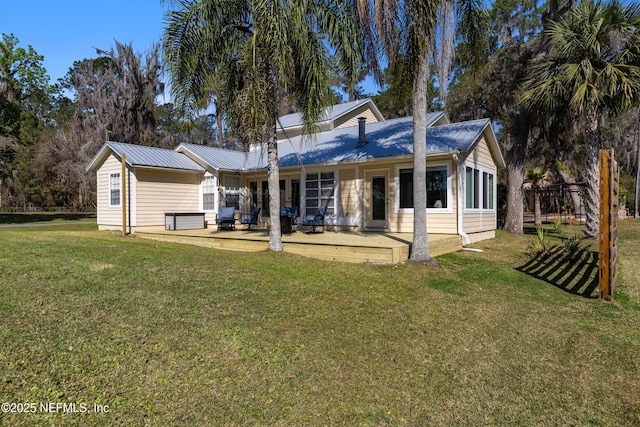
[
  {"xmin": 305, "ymin": 172, "xmax": 335, "ymax": 215},
  {"xmin": 224, "ymin": 175, "xmax": 241, "ymax": 210}
]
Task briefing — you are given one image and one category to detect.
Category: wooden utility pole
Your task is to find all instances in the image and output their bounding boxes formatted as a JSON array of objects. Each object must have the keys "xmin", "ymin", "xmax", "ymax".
[
  {"xmin": 121, "ymin": 153, "xmax": 127, "ymax": 236},
  {"xmin": 599, "ymin": 149, "xmax": 619, "ymax": 300}
]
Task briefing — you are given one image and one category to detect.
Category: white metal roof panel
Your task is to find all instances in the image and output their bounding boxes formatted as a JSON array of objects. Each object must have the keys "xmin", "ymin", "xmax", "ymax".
[
  {"xmin": 176, "ymin": 143, "xmax": 250, "ymax": 171},
  {"xmin": 86, "ymin": 141, "xmax": 205, "ymax": 172}
]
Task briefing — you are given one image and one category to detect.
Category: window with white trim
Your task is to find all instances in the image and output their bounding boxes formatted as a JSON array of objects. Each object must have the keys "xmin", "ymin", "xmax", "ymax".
[
  {"xmin": 466, "ymin": 166, "xmax": 495, "ymax": 211},
  {"xmin": 203, "ymin": 176, "xmax": 216, "ymax": 211},
  {"xmin": 483, "ymin": 172, "xmax": 494, "ymax": 210},
  {"xmin": 305, "ymin": 172, "xmax": 335, "ymax": 216},
  {"xmin": 398, "ymin": 165, "xmax": 449, "ymax": 209},
  {"xmin": 109, "ymin": 173, "xmax": 121, "ymax": 207}
]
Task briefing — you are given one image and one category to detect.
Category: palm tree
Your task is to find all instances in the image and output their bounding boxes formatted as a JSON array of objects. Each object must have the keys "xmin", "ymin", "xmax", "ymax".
[
  {"xmin": 356, "ymin": 0, "xmax": 483, "ymax": 262},
  {"xmin": 523, "ymin": 167, "xmax": 550, "ymax": 226},
  {"xmin": 521, "ymin": 0, "xmax": 640, "ymax": 238},
  {"xmin": 163, "ymin": 0, "xmax": 363, "ymax": 251}
]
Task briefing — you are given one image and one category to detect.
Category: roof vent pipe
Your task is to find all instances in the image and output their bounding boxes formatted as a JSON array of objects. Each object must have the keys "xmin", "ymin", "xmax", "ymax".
[{"xmin": 356, "ymin": 117, "xmax": 368, "ymax": 148}]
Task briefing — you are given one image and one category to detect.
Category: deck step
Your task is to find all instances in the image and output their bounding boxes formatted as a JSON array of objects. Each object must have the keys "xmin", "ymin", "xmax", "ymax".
[{"xmin": 136, "ymin": 229, "xmax": 462, "ymax": 264}]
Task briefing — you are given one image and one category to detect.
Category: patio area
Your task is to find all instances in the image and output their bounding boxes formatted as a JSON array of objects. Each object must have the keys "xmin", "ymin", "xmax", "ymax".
[{"xmin": 135, "ymin": 226, "xmax": 463, "ymax": 264}]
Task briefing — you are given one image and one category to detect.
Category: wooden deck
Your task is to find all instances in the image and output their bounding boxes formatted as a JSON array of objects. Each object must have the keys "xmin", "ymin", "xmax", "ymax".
[{"xmin": 136, "ymin": 226, "xmax": 462, "ymax": 264}]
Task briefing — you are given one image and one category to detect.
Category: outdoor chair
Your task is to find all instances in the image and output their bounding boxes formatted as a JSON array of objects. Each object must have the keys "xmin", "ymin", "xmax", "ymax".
[
  {"xmin": 216, "ymin": 207, "xmax": 236, "ymax": 230},
  {"xmin": 302, "ymin": 206, "xmax": 325, "ymax": 233},
  {"xmin": 240, "ymin": 207, "xmax": 260, "ymax": 231}
]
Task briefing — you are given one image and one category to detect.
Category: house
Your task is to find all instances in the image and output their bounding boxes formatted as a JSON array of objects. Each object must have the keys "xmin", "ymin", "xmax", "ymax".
[{"xmin": 86, "ymin": 98, "xmax": 504, "ymax": 244}]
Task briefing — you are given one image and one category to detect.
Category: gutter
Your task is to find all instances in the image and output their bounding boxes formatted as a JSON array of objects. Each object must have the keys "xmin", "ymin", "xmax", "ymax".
[{"xmin": 453, "ymin": 153, "xmax": 471, "ymax": 246}]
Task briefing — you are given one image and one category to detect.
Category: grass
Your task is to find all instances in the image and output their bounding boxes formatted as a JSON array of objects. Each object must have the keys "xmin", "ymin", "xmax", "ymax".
[
  {"xmin": 0, "ymin": 221, "xmax": 639, "ymax": 426},
  {"xmin": 0, "ymin": 212, "xmax": 96, "ymax": 225}
]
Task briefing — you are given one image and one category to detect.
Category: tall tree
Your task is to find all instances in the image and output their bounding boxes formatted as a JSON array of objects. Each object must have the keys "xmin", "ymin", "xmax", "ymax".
[
  {"xmin": 448, "ymin": 0, "xmax": 574, "ymax": 235},
  {"xmin": 357, "ymin": 0, "xmax": 483, "ymax": 262},
  {"xmin": 163, "ymin": 0, "xmax": 363, "ymax": 251},
  {"xmin": 71, "ymin": 41, "xmax": 164, "ymax": 155},
  {"xmin": 0, "ymin": 33, "xmax": 53, "ymax": 208},
  {"xmin": 521, "ymin": 0, "xmax": 640, "ymax": 238}
]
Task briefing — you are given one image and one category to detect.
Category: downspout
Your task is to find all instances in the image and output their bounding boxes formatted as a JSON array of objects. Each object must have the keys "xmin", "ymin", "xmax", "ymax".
[
  {"xmin": 128, "ymin": 167, "xmax": 132, "ymax": 235},
  {"xmin": 453, "ymin": 153, "xmax": 471, "ymax": 245}
]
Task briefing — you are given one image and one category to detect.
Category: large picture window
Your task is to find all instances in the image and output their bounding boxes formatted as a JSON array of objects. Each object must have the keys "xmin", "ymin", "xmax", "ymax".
[
  {"xmin": 109, "ymin": 173, "xmax": 121, "ymax": 207},
  {"xmin": 398, "ymin": 165, "xmax": 448, "ymax": 209},
  {"xmin": 202, "ymin": 176, "xmax": 216, "ymax": 211},
  {"xmin": 305, "ymin": 172, "xmax": 335, "ymax": 216}
]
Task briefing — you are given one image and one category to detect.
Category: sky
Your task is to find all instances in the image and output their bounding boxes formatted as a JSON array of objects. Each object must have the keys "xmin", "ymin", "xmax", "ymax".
[
  {"xmin": 1, "ymin": 0, "xmax": 170, "ymax": 86},
  {"xmin": 1, "ymin": 0, "xmax": 380, "ymax": 98}
]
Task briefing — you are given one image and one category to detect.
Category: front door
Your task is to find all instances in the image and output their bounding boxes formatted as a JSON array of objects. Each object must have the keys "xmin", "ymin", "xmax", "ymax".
[{"xmin": 365, "ymin": 170, "xmax": 388, "ymax": 229}]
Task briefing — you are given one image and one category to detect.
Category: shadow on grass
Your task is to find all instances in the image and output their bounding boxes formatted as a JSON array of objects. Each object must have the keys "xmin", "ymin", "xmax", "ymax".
[
  {"xmin": 516, "ymin": 245, "xmax": 599, "ymax": 298},
  {"xmin": 0, "ymin": 213, "xmax": 96, "ymax": 225}
]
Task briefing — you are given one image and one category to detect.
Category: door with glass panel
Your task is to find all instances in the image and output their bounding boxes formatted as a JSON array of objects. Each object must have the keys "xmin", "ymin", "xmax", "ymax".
[{"xmin": 365, "ymin": 170, "xmax": 388, "ymax": 229}]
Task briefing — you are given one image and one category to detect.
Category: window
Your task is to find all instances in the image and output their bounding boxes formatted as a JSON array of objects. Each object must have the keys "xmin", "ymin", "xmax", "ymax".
[
  {"xmin": 109, "ymin": 173, "xmax": 121, "ymax": 207},
  {"xmin": 466, "ymin": 166, "xmax": 494, "ymax": 211},
  {"xmin": 483, "ymin": 172, "xmax": 494, "ymax": 210},
  {"xmin": 398, "ymin": 166, "xmax": 448, "ymax": 209},
  {"xmin": 224, "ymin": 175, "xmax": 241, "ymax": 210},
  {"xmin": 399, "ymin": 169, "xmax": 413, "ymax": 209},
  {"xmin": 305, "ymin": 172, "xmax": 335, "ymax": 216},
  {"xmin": 465, "ymin": 167, "xmax": 480, "ymax": 209},
  {"xmin": 426, "ymin": 166, "xmax": 448, "ymax": 208},
  {"xmin": 203, "ymin": 176, "xmax": 216, "ymax": 211}
]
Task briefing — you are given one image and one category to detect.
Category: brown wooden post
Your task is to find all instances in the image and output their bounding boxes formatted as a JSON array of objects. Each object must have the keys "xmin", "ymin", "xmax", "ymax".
[
  {"xmin": 121, "ymin": 153, "xmax": 127, "ymax": 236},
  {"xmin": 598, "ymin": 149, "xmax": 618, "ymax": 300}
]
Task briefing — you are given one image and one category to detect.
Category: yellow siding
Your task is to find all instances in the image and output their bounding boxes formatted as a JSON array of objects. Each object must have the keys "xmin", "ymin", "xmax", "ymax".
[
  {"xmin": 339, "ymin": 168, "xmax": 357, "ymax": 218},
  {"xmin": 466, "ymin": 137, "xmax": 495, "ymax": 170},
  {"xmin": 463, "ymin": 213, "xmax": 497, "ymax": 233},
  {"xmin": 96, "ymin": 154, "xmax": 135, "ymax": 229},
  {"xmin": 135, "ymin": 169, "xmax": 201, "ymax": 227},
  {"xmin": 335, "ymin": 107, "xmax": 381, "ymax": 129},
  {"xmin": 372, "ymin": 158, "xmax": 458, "ymax": 234}
]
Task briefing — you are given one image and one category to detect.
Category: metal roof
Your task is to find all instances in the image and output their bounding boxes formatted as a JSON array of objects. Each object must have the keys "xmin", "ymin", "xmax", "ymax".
[
  {"xmin": 86, "ymin": 141, "xmax": 205, "ymax": 172},
  {"xmin": 174, "ymin": 112, "xmax": 494, "ymax": 171},
  {"xmin": 175, "ymin": 143, "xmax": 250, "ymax": 171},
  {"xmin": 277, "ymin": 113, "xmax": 474, "ymax": 167},
  {"xmin": 87, "ymin": 113, "xmax": 501, "ymax": 174},
  {"xmin": 276, "ymin": 98, "xmax": 383, "ymax": 131}
]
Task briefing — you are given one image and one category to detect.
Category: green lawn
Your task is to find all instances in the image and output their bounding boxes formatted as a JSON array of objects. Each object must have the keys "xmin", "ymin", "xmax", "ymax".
[
  {"xmin": 1, "ymin": 222, "xmax": 638, "ymax": 426},
  {"xmin": 0, "ymin": 212, "xmax": 96, "ymax": 225}
]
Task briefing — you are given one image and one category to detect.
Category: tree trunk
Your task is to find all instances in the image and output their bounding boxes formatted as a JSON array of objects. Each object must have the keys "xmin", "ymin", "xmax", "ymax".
[
  {"xmin": 534, "ymin": 192, "xmax": 542, "ymax": 226},
  {"xmin": 409, "ymin": 52, "xmax": 433, "ymax": 263},
  {"xmin": 267, "ymin": 128, "xmax": 283, "ymax": 251},
  {"xmin": 502, "ymin": 112, "xmax": 528, "ymax": 234},
  {"xmin": 583, "ymin": 114, "xmax": 600, "ymax": 239},
  {"xmin": 215, "ymin": 100, "xmax": 224, "ymax": 147}
]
